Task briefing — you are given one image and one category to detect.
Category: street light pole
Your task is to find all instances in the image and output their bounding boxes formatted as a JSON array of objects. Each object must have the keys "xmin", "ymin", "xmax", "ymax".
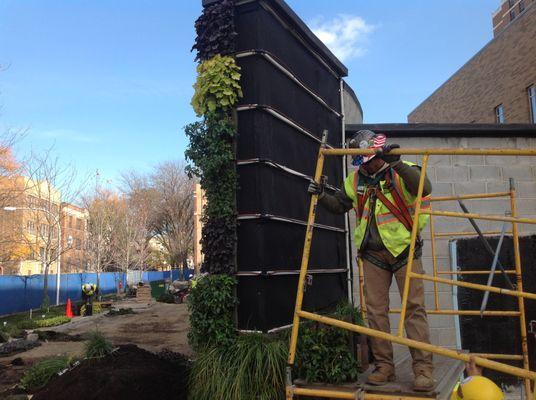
[{"xmin": 4, "ymin": 206, "xmax": 63, "ymax": 305}]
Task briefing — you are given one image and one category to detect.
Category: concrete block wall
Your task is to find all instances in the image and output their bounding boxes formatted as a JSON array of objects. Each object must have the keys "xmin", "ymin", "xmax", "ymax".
[{"xmin": 350, "ymin": 136, "xmax": 536, "ymax": 350}]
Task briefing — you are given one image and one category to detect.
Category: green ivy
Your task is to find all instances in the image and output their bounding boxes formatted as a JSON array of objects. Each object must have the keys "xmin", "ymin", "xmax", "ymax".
[
  {"xmin": 200, "ymin": 215, "xmax": 236, "ymax": 274},
  {"xmin": 191, "ymin": 55, "xmax": 243, "ymax": 116},
  {"xmin": 184, "ymin": 114, "xmax": 236, "ymax": 218},
  {"xmin": 187, "ymin": 274, "xmax": 238, "ymax": 351},
  {"xmin": 295, "ymin": 304, "xmax": 364, "ymax": 384}
]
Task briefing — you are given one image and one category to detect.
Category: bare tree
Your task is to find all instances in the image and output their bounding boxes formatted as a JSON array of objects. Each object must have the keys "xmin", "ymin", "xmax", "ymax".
[
  {"xmin": 21, "ymin": 150, "xmax": 83, "ymax": 306},
  {"xmin": 121, "ymin": 161, "xmax": 194, "ymax": 270}
]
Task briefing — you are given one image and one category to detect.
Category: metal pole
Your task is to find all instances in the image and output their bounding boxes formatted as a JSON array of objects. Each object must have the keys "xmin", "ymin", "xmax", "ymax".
[
  {"xmin": 55, "ymin": 218, "xmax": 62, "ymax": 306},
  {"xmin": 457, "ymin": 200, "xmax": 514, "ymax": 290},
  {"xmin": 322, "ymin": 148, "xmax": 536, "ymax": 156},
  {"xmin": 358, "ymin": 258, "xmax": 366, "ymax": 318},
  {"xmin": 411, "ymin": 272, "xmax": 536, "ymax": 301},
  {"xmin": 429, "ymin": 213, "xmax": 440, "ymax": 310},
  {"xmin": 480, "ymin": 221, "xmax": 508, "ymax": 316},
  {"xmin": 421, "ymin": 210, "xmax": 536, "ymax": 225},
  {"xmin": 287, "ymin": 130, "xmax": 328, "ymax": 365},
  {"xmin": 509, "ymin": 178, "xmax": 532, "ymax": 399},
  {"xmin": 397, "ymin": 154, "xmax": 429, "ymax": 337}
]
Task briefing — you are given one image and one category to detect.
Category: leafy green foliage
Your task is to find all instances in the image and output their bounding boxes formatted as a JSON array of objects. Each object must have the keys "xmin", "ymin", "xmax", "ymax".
[
  {"xmin": 18, "ymin": 315, "xmax": 70, "ymax": 330},
  {"xmin": 19, "ymin": 356, "xmax": 71, "ymax": 390},
  {"xmin": 192, "ymin": 0, "xmax": 236, "ymax": 62},
  {"xmin": 200, "ymin": 215, "xmax": 236, "ymax": 274},
  {"xmin": 191, "ymin": 55, "xmax": 242, "ymax": 116},
  {"xmin": 0, "ymin": 306, "xmax": 66, "ymax": 339},
  {"xmin": 84, "ymin": 331, "xmax": 114, "ymax": 359},
  {"xmin": 295, "ymin": 304, "xmax": 364, "ymax": 384},
  {"xmin": 187, "ymin": 274, "xmax": 237, "ymax": 351},
  {"xmin": 184, "ymin": 114, "xmax": 236, "ymax": 218},
  {"xmin": 189, "ymin": 333, "xmax": 287, "ymax": 400}
]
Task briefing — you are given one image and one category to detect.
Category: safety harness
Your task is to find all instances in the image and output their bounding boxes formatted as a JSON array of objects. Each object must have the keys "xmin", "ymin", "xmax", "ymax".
[{"xmin": 354, "ymin": 168, "xmax": 414, "ymax": 232}]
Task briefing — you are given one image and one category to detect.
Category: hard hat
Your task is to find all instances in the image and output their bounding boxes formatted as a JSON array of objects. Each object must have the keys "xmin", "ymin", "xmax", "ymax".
[
  {"xmin": 349, "ymin": 130, "xmax": 386, "ymax": 166},
  {"xmin": 450, "ymin": 376, "xmax": 504, "ymax": 400}
]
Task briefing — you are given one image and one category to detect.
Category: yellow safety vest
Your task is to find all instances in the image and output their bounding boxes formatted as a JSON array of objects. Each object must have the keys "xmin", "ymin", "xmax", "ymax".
[
  {"xmin": 343, "ymin": 161, "xmax": 431, "ymax": 257},
  {"xmin": 82, "ymin": 284, "xmax": 96, "ymax": 296}
]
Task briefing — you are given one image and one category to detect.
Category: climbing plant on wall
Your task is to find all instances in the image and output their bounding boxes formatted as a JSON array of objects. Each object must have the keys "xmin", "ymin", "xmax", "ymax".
[{"xmin": 192, "ymin": 0, "xmax": 237, "ymax": 62}]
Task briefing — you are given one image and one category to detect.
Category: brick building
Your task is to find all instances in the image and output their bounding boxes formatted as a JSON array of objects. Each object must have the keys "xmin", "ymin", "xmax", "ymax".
[
  {"xmin": 408, "ymin": 1, "xmax": 536, "ymax": 124},
  {"xmin": 60, "ymin": 202, "xmax": 88, "ymax": 273},
  {"xmin": 493, "ymin": 0, "xmax": 535, "ymax": 36}
]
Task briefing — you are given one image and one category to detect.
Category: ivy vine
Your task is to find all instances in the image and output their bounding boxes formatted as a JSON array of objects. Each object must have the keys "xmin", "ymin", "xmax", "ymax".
[
  {"xmin": 192, "ymin": 0, "xmax": 237, "ymax": 62},
  {"xmin": 200, "ymin": 215, "xmax": 236, "ymax": 274},
  {"xmin": 295, "ymin": 304, "xmax": 365, "ymax": 384},
  {"xmin": 187, "ymin": 274, "xmax": 238, "ymax": 350},
  {"xmin": 191, "ymin": 55, "xmax": 243, "ymax": 116},
  {"xmin": 184, "ymin": 114, "xmax": 236, "ymax": 218}
]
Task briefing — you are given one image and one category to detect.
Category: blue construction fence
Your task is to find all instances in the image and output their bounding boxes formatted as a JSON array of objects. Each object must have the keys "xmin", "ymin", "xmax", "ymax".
[{"xmin": 0, "ymin": 269, "xmax": 188, "ymax": 316}]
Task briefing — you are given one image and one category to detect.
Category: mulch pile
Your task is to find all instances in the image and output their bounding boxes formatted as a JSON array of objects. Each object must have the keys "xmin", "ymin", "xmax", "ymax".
[{"xmin": 32, "ymin": 345, "xmax": 190, "ymax": 400}]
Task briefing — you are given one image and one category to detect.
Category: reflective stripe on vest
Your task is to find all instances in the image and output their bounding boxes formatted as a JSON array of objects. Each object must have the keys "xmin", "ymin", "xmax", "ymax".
[{"xmin": 343, "ymin": 161, "xmax": 431, "ymax": 257}]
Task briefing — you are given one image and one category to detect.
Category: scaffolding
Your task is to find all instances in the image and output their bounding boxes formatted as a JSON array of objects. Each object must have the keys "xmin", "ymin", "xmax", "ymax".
[{"xmin": 286, "ymin": 143, "xmax": 536, "ymax": 400}]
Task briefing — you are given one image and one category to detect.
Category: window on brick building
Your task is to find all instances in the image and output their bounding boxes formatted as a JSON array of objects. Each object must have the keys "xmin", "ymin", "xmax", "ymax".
[
  {"xmin": 510, "ymin": 9, "xmax": 516, "ymax": 21},
  {"xmin": 508, "ymin": 0, "xmax": 515, "ymax": 6},
  {"xmin": 529, "ymin": 85, "xmax": 536, "ymax": 123},
  {"xmin": 68, "ymin": 215, "xmax": 73, "ymax": 228},
  {"xmin": 26, "ymin": 220, "xmax": 35, "ymax": 233},
  {"xmin": 495, "ymin": 104, "xmax": 505, "ymax": 123},
  {"xmin": 519, "ymin": 0, "xmax": 525, "ymax": 12},
  {"xmin": 76, "ymin": 218, "xmax": 82, "ymax": 230}
]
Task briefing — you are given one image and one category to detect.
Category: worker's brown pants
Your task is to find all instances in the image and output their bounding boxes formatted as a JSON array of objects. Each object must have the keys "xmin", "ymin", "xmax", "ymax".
[{"xmin": 363, "ymin": 249, "xmax": 433, "ymax": 374}]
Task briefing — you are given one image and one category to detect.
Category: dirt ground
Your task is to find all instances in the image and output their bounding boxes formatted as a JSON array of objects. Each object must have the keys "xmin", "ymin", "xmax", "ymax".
[{"xmin": 0, "ymin": 299, "xmax": 191, "ymax": 394}]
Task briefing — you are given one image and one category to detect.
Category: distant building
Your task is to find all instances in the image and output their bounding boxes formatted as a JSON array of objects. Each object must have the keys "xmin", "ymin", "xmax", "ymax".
[
  {"xmin": 408, "ymin": 0, "xmax": 536, "ymax": 124},
  {"xmin": 60, "ymin": 202, "xmax": 88, "ymax": 273},
  {"xmin": 192, "ymin": 182, "xmax": 205, "ymax": 273},
  {"xmin": 0, "ymin": 176, "xmax": 61, "ymax": 275},
  {"xmin": 493, "ymin": 0, "xmax": 535, "ymax": 36}
]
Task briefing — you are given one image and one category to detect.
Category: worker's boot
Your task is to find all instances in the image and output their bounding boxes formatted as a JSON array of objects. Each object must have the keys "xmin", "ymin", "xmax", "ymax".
[
  {"xmin": 413, "ymin": 367, "xmax": 435, "ymax": 392},
  {"xmin": 366, "ymin": 365, "xmax": 396, "ymax": 386}
]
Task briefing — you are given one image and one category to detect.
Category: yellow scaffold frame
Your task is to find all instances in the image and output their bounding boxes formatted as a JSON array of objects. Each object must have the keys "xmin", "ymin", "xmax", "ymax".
[{"xmin": 286, "ymin": 145, "xmax": 536, "ymax": 400}]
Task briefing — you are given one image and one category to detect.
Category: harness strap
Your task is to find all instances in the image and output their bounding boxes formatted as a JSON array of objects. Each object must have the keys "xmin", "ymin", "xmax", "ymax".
[{"xmin": 353, "ymin": 168, "xmax": 416, "ymax": 232}]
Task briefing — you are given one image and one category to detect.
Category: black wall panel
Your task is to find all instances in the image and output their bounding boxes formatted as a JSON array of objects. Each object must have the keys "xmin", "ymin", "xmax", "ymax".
[
  {"xmin": 234, "ymin": 0, "xmax": 349, "ymax": 331},
  {"xmin": 456, "ymin": 235, "xmax": 536, "ymax": 384},
  {"xmin": 237, "ymin": 272, "xmax": 347, "ymax": 332},
  {"xmin": 235, "ymin": 1, "xmax": 342, "ymax": 110}
]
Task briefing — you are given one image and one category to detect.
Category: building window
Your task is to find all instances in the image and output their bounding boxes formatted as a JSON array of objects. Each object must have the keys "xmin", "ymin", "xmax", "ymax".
[
  {"xmin": 519, "ymin": 0, "xmax": 525, "ymax": 12},
  {"xmin": 26, "ymin": 220, "xmax": 35, "ymax": 233},
  {"xmin": 495, "ymin": 104, "xmax": 505, "ymax": 123},
  {"xmin": 510, "ymin": 9, "xmax": 516, "ymax": 21},
  {"xmin": 529, "ymin": 85, "xmax": 536, "ymax": 123},
  {"xmin": 76, "ymin": 218, "xmax": 82, "ymax": 230},
  {"xmin": 75, "ymin": 238, "xmax": 82, "ymax": 250},
  {"xmin": 68, "ymin": 216, "xmax": 73, "ymax": 228},
  {"xmin": 39, "ymin": 223, "xmax": 49, "ymax": 237},
  {"xmin": 508, "ymin": 0, "xmax": 515, "ymax": 6}
]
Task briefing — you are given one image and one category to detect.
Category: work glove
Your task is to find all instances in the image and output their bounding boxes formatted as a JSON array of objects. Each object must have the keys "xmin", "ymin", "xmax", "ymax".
[
  {"xmin": 377, "ymin": 144, "xmax": 401, "ymax": 164},
  {"xmin": 307, "ymin": 180, "xmax": 325, "ymax": 198}
]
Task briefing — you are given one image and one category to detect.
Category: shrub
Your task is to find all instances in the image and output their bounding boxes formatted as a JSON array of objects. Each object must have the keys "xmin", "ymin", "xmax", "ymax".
[
  {"xmin": 187, "ymin": 274, "xmax": 237, "ymax": 350},
  {"xmin": 295, "ymin": 304, "xmax": 364, "ymax": 384},
  {"xmin": 19, "ymin": 316, "xmax": 70, "ymax": 330},
  {"xmin": 157, "ymin": 293, "xmax": 176, "ymax": 304},
  {"xmin": 84, "ymin": 331, "xmax": 114, "ymax": 359},
  {"xmin": 19, "ymin": 356, "xmax": 71, "ymax": 390},
  {"xmin": 192, "ymin": 0, "xmax": 236, "ymax": 62},
  {"xmin": 189, "ymin": 333, "xmax": 287, "ymax": 400},
  {"xmin": 191, "ymin": 55, "xmax": 242, "ymax": 116}
]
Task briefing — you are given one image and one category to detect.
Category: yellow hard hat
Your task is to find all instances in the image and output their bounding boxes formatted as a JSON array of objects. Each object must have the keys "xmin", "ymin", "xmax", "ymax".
[{"xmin": 450, "ymin": 376, "xmax": 504, "ymax": 400}]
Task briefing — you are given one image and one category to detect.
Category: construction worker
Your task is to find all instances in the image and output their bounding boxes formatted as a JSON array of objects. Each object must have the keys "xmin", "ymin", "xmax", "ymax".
[
  {"xmin": 450, "ymin": 357, "xmax": 504, "ymax": 400},
  {"xmin": 81, "ymin": 283, "xmax": 98, "ymax": 316},
  {"xmin": 308, "ymin": 130, "xmax": 434, "ymax": 391}
]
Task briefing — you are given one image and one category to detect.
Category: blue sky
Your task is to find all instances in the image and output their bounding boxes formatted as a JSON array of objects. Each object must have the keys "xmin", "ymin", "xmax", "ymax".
[{"xmin": 0, "ymin": 0, "xmax": 497, "ymax": 187}]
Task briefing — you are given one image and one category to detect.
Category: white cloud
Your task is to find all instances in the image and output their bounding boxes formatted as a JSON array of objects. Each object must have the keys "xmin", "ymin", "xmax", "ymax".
[
  {"xmin": 36, "ymin": 129, "xmax": 98, "ymax": 144},
  {"xmin": 310, "ymin": 15, "xmax": 375, "ymax": 61}
]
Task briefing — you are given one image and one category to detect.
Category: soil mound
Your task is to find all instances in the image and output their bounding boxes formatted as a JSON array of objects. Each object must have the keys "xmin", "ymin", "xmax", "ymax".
[{"xmin": 32, "ymin": 345, "xmax": 190, "ymax": 400}]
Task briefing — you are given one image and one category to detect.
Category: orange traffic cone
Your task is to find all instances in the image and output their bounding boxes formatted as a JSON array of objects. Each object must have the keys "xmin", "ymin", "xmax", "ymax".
[{"xmin": 65, "ymin": 298, "xmax": 73, "ymax": 318}]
